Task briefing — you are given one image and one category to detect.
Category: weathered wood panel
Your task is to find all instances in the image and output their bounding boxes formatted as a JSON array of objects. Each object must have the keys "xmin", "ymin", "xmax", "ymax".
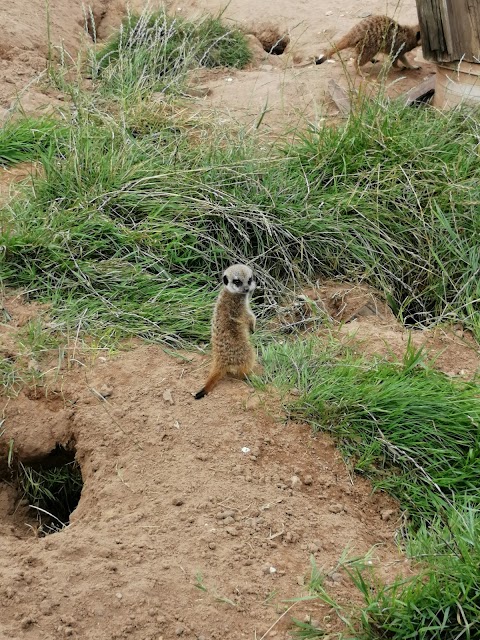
[{"xmin": 416, "ymin": 0, "xmax": 480, "ymax": 62}]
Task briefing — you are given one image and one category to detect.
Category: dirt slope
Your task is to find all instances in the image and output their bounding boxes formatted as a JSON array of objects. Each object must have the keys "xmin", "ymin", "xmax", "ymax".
[{"xmin": 1, "ymin": 341, "xmax": 407, "ymax": 640}]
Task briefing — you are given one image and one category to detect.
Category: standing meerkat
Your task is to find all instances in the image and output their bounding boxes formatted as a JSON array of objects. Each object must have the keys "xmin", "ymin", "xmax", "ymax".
[
  {"xmin": 315, "ymin": 15, "xmax": 421, "ymax": 75},
  {"xmin": 194, "ymin": 264, "xmax": 256, "ymax": 400}
]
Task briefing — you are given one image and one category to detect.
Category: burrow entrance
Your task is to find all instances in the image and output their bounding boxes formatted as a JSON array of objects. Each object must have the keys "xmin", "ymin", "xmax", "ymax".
[
  {"xmin": 253, "ymin": 26, "xmax": 290, "ymax": 55},
  {"xmin": 1, "ymin": 443, "xmax": 83, "ymax": 536}
]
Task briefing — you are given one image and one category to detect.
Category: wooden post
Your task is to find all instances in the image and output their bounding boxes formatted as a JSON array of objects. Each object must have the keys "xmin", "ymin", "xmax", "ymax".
[{"xmin": 415, "ymin": 0, "xmax": 480, "ymax": 106}]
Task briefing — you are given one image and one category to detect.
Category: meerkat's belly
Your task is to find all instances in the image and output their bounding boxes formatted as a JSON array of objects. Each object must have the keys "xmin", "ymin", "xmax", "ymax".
[{"xmin": 213, "ymin": 329, "xmax": 253, "ymax": 365}]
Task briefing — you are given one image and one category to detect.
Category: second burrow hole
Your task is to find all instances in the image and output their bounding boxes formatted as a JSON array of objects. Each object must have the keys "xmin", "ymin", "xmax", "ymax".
[{"xmin": 1, "ymin": 443, "xmax": 83, "ymax": 536}]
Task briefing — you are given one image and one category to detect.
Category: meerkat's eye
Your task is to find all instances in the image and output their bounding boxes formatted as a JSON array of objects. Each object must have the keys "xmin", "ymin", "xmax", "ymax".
[
  {"xmin": 233, "ymin": 279, "xmax": 242, "ymax": 286},
  {"xmin": 248, "ymin": 278, "xmax": 252, "ymax": 285}
]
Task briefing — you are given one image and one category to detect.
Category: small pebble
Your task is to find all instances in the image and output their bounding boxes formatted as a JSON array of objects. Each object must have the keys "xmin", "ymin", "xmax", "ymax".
[
  {"xmin": 163, "ymin": 388, "xmax": 174, "ymax": 405},
  {"xmin": 99, "ymin": 384, "xmax": 113, "ymax": 398},
  {"xmin": 216, "ymin": 510, "xmax": 236, "ymax": 520},
  {"xmin": 381, "ymin": 509, "xmax": 395, "ymax": 521},
  {"xmin": 290, "ymin": 475, "xmax": 302, "ymax": 489},
  {"xmin": 172, "ymin": 498, "xmax": 184, "ymax": 506},
  {"xmin": 328, "ymin": 503, "xmax": 344, "ymax": 514},
  {"xmin": 245, "ymin": 395, "xmax": 261, "ymax": 410},
  {"xmin": 303, "ymin": 474, "xmax": 313, "ymax": 485},
  {"xmin": 20, "ymin": 617, "xmax": 35, "ymax": 629}
]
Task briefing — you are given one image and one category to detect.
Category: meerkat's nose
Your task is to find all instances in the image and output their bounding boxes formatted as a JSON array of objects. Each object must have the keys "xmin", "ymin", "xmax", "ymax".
[{"xmin": 243, "ymin": 287, "xmax": 250, "ymax": 293}]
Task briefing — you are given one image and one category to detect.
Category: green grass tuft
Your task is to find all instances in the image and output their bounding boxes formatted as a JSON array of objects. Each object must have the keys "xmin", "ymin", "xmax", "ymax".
[
  {"xmin": 0, "ymin": 117, "xmax": 63, "ymax": 167},
  {"xmin": 93, "ymin": 10, "xmax": 251, "ymax": 98},
  {"xmin": 18, "ymin": 457, "xmax": 83, "ymax": 534},
  {"xmin": 288, "ymin": 102, "xmax": 480, "ymax": 339},
  {"xmin": 334, "ymin": 506, "xmax": 480, "ymax": 639},
  {"xmin": 259, "ymin": 338, "xmax": 480, "ymax": 521}
]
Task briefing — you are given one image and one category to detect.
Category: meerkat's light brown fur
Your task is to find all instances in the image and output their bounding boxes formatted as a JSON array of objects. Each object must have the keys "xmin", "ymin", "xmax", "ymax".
[
  {"xmin": 195, "ymin": 264, "xmax": 256, "ymax": 399},
  {"xmin": 316, "ymin": 15, "xmax": 421, "ymax": 75}
]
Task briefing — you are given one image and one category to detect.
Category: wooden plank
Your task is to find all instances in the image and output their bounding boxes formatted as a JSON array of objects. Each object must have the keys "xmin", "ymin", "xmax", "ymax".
[
  {"xmin": 402, "ymin": 74, "xmax": 436, "ymax": 105},
  {"xmin": 416, "ymin": 0, "xmax": 480, "ymax": 63},
  {"xmin": 417, "ymin": 0, "xmax": 446, "ymax": 57},
  {"xmin": 327, "ymin": 79, "xmax": 353, "ymax": 116}
]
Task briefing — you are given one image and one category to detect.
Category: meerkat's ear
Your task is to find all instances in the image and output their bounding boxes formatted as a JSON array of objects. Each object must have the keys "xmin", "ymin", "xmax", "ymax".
[{"xmin": 223, "ymin": 275, "xmax": 228, "ymax": 285}]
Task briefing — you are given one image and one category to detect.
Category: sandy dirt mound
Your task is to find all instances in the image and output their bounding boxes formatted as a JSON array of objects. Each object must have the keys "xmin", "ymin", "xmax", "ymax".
[{"xmin": 0, "ymin": 342, "xmax": 408, "ymax": 639}]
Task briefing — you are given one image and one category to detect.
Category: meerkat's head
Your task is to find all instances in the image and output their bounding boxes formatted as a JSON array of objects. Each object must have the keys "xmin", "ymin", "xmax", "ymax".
[{"xmin": 222, "ymin": 264, "xmax": 255, "ymax": 296}]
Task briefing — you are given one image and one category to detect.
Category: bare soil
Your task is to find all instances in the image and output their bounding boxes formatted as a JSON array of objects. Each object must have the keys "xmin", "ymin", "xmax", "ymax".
[
  {"xmin": 1, "ymin": 1, "xmax": 478, "ymax": 638},
  {"xmin": 0, "ymin": 335, "xmax": 409, "ymax": 640},
  {"xmin": 1, "ymin": 287, "xmax": 478, "ymax": 639}
]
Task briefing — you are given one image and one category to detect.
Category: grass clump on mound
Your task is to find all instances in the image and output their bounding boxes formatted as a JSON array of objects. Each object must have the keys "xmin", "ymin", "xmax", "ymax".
[
  {"xmin": 260, "ymin": 338, "xmax": 480, "ymax": 520},
  {"xmin": 259, "ymin": 338, "xmax": 480, "ymax": 639},
  {"xmin": 0, "ymin": 112, "xmax": 302, "ymax": 342},
  {"xmin": 93, "ymin": 10, "xmax": 251, "ymax": 96}
]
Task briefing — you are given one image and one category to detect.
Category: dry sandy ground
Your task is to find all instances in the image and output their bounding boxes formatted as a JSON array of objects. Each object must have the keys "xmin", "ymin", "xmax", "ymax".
[
  {"xmin": 1, "ymin": 1, "xmax": 478, "ymax": 638},
  {"xmin": 0, "ymin": 0, "xmax": 434, "ymax": 130},
  {"xmin": 0, "ymin": 332, "xmax": 408, "ymax": 640}
]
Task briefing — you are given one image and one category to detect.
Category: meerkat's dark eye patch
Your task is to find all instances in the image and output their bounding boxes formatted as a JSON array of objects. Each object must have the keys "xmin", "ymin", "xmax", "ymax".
[
  {"xmin": 233, "ymin": 279, "xmax": 242, "ymax": 286},
  {"xmin": 223, "ymin": 275, "xmax": 228, "ymax": 285},
  {"xmin": 248, "ymin": 278, "xmax": 252, "ymax": 285}
]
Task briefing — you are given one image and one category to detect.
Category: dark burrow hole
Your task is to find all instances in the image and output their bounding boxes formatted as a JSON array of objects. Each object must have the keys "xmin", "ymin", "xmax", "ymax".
[
  {"xmin": 5, "ymin": 444, "xmax": 83, "ymax": 536},
  {"xmin": 256, "ymin": 30, "xmax": 290, "ymax": 55},
  {"xmin": 84, "ymin": 7, "xmax": 106, "ymax": 42}
]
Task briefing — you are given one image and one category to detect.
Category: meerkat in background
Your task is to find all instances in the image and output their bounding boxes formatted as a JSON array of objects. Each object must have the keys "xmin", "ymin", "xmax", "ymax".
[
  {"xmin": 315, "ymin": 15, "xmax": 421, "ymax": 75},
  {"xmin": 194, "ymin": 264, "xmax": 256, "ymax": 400}
]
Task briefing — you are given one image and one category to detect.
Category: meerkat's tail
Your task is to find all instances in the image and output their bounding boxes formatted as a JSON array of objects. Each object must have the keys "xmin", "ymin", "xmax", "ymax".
[
  {"xmin": 316, "ymin": 34, "xmax": 352, "ymax": 64},
  {"xmin": 194, "ymin": 367, "xmax": 225, "ymax": 400}
]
